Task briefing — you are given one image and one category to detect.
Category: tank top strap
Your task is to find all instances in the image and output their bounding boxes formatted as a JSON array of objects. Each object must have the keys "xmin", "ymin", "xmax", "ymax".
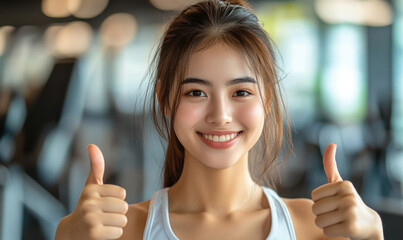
[
  {"xmin": 262, "ymin": 186, "xmax": 297, "ymax": 240},
  {"xmin": 143, "ymin": 188, "xmax": 178, "ymax": 240},
  {"xmin": 142, "ymin": 189, "xmax": 159, "ymax": 240}
]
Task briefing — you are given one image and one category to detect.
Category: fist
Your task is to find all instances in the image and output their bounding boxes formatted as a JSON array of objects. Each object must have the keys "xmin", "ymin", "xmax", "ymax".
[{"xmin": 311, "ymin": 144, "xmax": 383, "ymax": 240}]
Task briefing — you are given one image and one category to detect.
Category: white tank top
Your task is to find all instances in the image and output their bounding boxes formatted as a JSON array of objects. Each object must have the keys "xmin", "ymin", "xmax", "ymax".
[{"xmin": 143, "ymin": 186, "xmax": 296, "ymax": 240}]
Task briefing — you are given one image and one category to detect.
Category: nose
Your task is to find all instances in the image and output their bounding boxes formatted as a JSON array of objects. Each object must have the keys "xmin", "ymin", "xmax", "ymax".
[{"xmin": 206, "ymin": 96, "xmax": 232, "ymax": 126}]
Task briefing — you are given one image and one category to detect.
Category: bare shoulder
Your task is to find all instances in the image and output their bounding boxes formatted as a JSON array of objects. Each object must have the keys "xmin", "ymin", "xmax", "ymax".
[
  {"xmin": 282, "ymin": 197, "xmax": 314, "ymax": 217},
  {"xmin": 282, "ymin": 198, "xmax": 326, "ymax": 240},
  {"xmin": 119, "ymin": 200, "xmax": 151, "ymax": 240},
  {"xmin": 282, "ymin": 198, "xmax": 346, "ymax": 240}
]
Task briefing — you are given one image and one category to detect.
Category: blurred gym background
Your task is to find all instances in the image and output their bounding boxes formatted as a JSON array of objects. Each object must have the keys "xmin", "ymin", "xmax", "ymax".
[{"xmin": 0, "ymin": 0, "xmax": 402, "ymax": 239}]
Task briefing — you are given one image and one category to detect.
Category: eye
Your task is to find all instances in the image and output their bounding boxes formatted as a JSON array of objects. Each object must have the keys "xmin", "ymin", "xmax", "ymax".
[
  {"xmin": 233, "ymin": 90, "xmax": 251, "ymax": 97},
  {"xmin": 186, "ymin": 90, "xmax": 207, "ymax": 97}
]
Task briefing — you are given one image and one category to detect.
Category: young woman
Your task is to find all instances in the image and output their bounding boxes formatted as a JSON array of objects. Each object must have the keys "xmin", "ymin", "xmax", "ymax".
[{"xmin": 56, "ymin": 0, "xmax": 384, "ymax": 239}]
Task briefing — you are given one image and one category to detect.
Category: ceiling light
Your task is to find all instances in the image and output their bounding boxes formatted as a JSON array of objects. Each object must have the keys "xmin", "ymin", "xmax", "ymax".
[
  {"xmin": 315, "ymin": 0, "xmax": 392, "ymax": 27},
  {"xmin": 149, "ymin": 0, "xmax": 202, "ymax": 11},
  {"xmin": 68, "ymin": 0, "xmax": 109, "ymax": 19},
  {"xmin": 100, "ymin": 13, "xmax": 138, "ymax": 50},
  {"xmin": 48, "ymin": 21, "xmax": 93, "ymax": 58},
  {"xmin": 42, "ymin": 0, "xmax": 70, "ymax": 18}
]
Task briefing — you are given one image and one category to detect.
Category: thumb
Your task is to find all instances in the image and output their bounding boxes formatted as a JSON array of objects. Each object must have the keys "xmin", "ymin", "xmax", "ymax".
[
  {"xmin": 86, "ymin": 144, "xmax": 105, "ymax": 185},
  {"xmin": 323, "ymin": 143, "xmax": 342, "ymax": 183}
]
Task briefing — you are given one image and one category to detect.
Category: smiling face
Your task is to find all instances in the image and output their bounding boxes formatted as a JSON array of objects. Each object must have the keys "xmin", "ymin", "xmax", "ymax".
[{"xmin": 173, "ymin": 43, "xmax": 266, "ymax": 170}]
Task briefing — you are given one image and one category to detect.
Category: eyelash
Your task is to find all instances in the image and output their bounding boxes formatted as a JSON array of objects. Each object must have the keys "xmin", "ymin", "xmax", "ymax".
[
  {"xmin": 185, "ymin": 90, "xmax": 252, "ymax": 97},
  {"xmin": 233, "ymin": 90, "xmax": 252, "ymax": 97},
  {"xmin": 186, "ymin": 90, "xmax": 206, "ymax": 97}
]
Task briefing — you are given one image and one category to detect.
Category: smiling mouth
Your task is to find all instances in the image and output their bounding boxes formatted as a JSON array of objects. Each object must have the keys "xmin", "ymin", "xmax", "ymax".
[{"xmin": 197, "ymin": 131, "xmax": 243, "ymax": 143}]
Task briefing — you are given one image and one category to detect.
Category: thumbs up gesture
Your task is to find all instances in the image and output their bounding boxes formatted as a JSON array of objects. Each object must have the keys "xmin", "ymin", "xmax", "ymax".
[
  {"xmin": 56, "ymin": 144, "xmax": 128, "ymax": 240},
  {"xmin": 311, "ymin": 144, "xmax": 383, "ymax": 240}
]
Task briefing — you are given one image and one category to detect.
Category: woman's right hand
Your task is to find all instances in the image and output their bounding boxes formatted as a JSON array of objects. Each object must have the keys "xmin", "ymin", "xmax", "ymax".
[{"xmin": 55, "ymin": 144, "xmax": 129, "ymax": 240}]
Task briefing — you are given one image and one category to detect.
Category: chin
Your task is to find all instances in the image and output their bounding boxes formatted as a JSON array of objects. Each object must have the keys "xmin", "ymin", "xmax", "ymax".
[{"xmin": 198, "ymin": 153, "xmax": 244, "ymax": 170}]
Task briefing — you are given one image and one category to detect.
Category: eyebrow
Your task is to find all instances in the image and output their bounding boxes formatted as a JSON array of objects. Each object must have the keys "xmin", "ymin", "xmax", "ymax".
[{"xmin": 181, "ymin": 77, "xmax": 257, "ymax": 86}]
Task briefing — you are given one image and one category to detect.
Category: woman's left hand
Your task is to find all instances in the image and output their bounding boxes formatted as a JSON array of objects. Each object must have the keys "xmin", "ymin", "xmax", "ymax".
[{"xmin": 311, "ymin": 144, "xmax": 384, "ymax": 240}]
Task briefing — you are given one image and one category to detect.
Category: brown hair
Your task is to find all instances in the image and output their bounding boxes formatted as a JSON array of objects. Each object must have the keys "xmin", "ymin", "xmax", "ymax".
[{"xmin": 143, "ymin": 0, "xmax": 293, "ymax": 188}]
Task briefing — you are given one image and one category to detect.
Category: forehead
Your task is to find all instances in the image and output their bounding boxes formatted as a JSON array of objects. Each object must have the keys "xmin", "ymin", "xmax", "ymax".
[{"xmin": 185, "ymin": 43, "xmax": 255, "ymax": 82}]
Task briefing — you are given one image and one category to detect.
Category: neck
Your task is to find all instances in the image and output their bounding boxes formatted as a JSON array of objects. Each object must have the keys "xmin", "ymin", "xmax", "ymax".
[{"xmin": 169, "ymin": 152, "xmax": 262, "ymax": 216}]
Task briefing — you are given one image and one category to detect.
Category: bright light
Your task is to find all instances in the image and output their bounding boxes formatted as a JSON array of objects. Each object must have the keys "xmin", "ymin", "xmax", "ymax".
[
  {"xmin": 149, "ymin": 0, "xmax": 202, "ymax": 11},
  {"xmin": 44, "ymin": 25, "xmax": 63, "ymax": 52},
  {"xmin": 315, "ymin": 0, "xmax": 392, "ymax": 27},
  {"xmin": 42, "ymin": 0, "xmax": 70, "ymax": 18},
  {"xmin": 46, "ymin": 21, "xmax": 93, "ymax": 58},
  {"xmin": 321, "ymin": 25, "xmax": 367, "ymax": 124},
  {"xmin": 0, "ymin": 26, "xmax": 15, "ymax": 57},
  {"xmin": 69, "ymin": 0, "xmax": 109, "ymax": 19},
  {"xmin": 100, "ymin": 13, "xmax": 138, "ymax": 50},
  {"xmin": 42, "ymin": 0, "xmax": 108, "ymax": 18}
]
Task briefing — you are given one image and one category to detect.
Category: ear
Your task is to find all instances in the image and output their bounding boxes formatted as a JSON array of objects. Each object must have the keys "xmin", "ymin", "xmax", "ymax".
[{"xmin": 156, "ymin": 80, "xmax": 171, "ymax": 116}]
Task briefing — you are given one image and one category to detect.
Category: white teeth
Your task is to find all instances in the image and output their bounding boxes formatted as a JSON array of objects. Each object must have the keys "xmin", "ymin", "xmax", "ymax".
[{"xmin": 202, "ymin": 132, "xmax": 239, "ymax": 142}]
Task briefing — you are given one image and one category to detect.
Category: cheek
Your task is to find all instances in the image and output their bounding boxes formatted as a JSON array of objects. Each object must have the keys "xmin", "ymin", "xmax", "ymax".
[
  {"xmin": 175, "ymin": 102, "xmax": 204, "ymax": 129},
  {"xmin": 236, "ymin": 101, "xmax": 265, "ymax": 130}
]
